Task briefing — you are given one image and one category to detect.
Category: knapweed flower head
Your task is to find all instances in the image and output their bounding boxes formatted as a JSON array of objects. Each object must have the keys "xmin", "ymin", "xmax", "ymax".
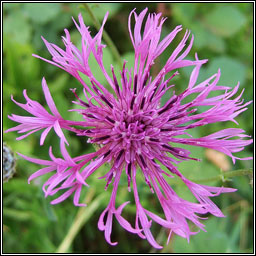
[
  {"xmin": 3, "ymin": 143, "xmax": 16, "ymax": 182},
  {"xmin": 6, "ymin": 8, "xmax": 252, "ymax": 249}
]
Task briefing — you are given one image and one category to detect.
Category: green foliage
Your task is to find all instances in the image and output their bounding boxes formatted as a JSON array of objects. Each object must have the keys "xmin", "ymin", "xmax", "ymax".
[
  {"xmin": 202, "ymin": 56, "xmax": 247, "ymax": 86},
  {"xmin": 204, "ymin": 5, "xmax": 247, "ymax": 38},
  {"xmin": 79, "ymin": 3, "xmax": 122, "ymax": 25},
  {"xmin": 3, "ymin": 2, "xmax": 253, "ymax": 254},
  {"xmin": 22, "ymin": 3, "xmax": 62, "ymax": 24},
  {"xmin": 3, "ymin": 8, "xmax": 32, "ymax": 44}
]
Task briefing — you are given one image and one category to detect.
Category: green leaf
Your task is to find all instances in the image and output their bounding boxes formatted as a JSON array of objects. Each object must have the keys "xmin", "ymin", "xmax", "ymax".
[
  {"xmin": 206, "ymin": 33, "xmax": 226, "ymax": 53},
  {"xmin": 176, "ymin": 146, "xmax": 219, "ymax": 185},
  {"xmin": 171, "ymin": 3, "xmax": 198, "ymax": 27},
  {"xmin": 3, "ymin": 38, "xmax": 40, "ymax": 95},
  {"xmin": 204, "ymin": 5, "xmax": 247, "ymax": 37},
  {"xmin": 3, "ymin": 10, "xmax": 32, "ymax": 44},
  {"xmin": 203, "ymin": 56, "xmax": 247, "ymax": 87},
  {"xmin": 189, "ymin": 22, "xmax": 226, "ymax": 53},
  {"xmin": 40, "ymin": 190, "xmax": 58, "ymax": 221},
  {"xmin": 50, "ymin": 10, "xmax": 73, "ymax": 31},
  {"xmin": 173, "ymin": 217, "xmax": 233, "ymax": 253},
  {"xmin": 190, "ymin": 22, "xmax": 212, "ymax": 49},
  {"xmin": 3, "ymin": 179, "xmax": 36, "ymax": 194},
  {"xmin": 22, "ymin": 3, "xmax": 61, "ymax": 24},
  {"xmin": 4, "ymin": 208, "xmax": 32, "ymax": 221}
]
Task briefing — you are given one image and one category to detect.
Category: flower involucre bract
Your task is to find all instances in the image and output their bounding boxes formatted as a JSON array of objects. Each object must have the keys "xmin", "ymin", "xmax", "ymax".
[{"xmin": 6, "ymin": 8, "xmax": 252, "ymax": 249}]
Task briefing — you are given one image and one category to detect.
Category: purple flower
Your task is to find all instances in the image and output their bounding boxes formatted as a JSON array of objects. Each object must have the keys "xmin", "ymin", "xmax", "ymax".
[
  {"xmin": 6, "ymin": 8, "xmax": 252, "ymax": 249},
  {"xmin": 6, "ymin": 77, "xmax": 75, "ymax": 145}
]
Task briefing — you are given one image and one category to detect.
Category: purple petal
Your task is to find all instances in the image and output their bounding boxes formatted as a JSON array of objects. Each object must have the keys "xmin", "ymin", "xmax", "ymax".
[
  {"xmin": 50, "ymin": 186, "xmax": 76, "ymax": 204},
  {"xmin": 73, "ymin": 185, "xmax": 87, "ymax": 207},
  {"xmin": 17, "ymin": 152, "xmax": 53, "ymax": 166},
  {"xmin": 53, "ymin": 120, "xmax": 68, "ymax": 145},
  {"xmin": 104, "ymin": 212, "xmax": 118, "ymax": 246},
  {"xmin": 42, "ymin": 78, "xmax": 61, "ymax": 117},
  {"xmin": 28, "ymin": 166, "xmax": 56, "ymax": 183},
  {"xmin": 40, "ymin": 126, "xmax": 52, "ymax": 145}
]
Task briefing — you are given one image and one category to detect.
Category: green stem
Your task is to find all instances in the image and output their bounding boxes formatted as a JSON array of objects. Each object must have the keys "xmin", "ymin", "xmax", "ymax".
[
  {"xmin": 55, "ymin": 190, "xmax": 106, "ymax": 253},
  {"xmin": 191, "ymin": 168, "xmax": 253, "ymax": 183},
  {"xmin": 82, "ymin": 3, "xmax": 123, "ymax": 68}
]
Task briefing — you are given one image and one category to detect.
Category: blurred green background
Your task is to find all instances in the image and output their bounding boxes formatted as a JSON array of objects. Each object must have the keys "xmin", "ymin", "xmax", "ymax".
[{"xmin": 3, "ymin": 3, "xmax": 253, "ymax": 253}]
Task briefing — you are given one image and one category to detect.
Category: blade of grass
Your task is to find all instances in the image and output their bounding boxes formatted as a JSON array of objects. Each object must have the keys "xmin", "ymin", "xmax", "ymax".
[{"xmin": 3, "ymin": 208, "xmax": 32, "ymax": 221}]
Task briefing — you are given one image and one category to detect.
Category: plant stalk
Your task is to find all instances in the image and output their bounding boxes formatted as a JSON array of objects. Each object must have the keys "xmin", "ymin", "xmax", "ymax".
[
  {"xmin": 56, "ymin": 190, "xmax": 106, "ymax": 253},
  {"xmin": 82, "ymin": 3, "xmax": 123, "ymax": 68}
]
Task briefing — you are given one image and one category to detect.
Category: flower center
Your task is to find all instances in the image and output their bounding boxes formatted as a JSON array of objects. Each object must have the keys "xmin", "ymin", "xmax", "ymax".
[{"xmin": 115, "ymin": 110, "xmax": 155, "ymax": 143}]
